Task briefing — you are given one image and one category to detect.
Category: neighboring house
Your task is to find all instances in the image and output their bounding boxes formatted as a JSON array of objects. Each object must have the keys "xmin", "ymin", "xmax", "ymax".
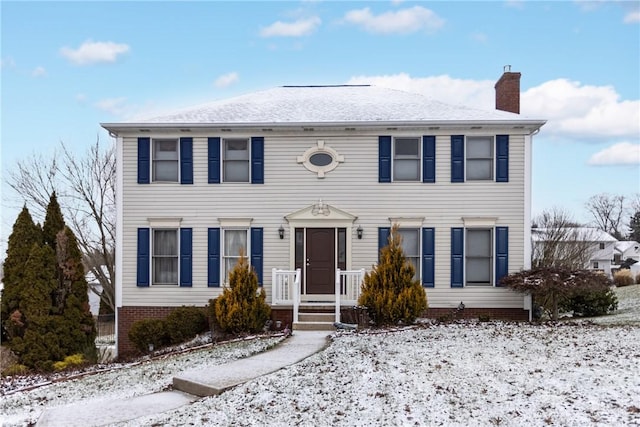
[
  {"xmin": 613, "ymin": 241, "xmax": 640, "ymax": 265},
  {"xmin": 531, "ymin": 227, "xmax": 617, "ymax": 276},
  {"xmin": 102, "ymin": 70, "xmax": 546, "ymax": 356}
]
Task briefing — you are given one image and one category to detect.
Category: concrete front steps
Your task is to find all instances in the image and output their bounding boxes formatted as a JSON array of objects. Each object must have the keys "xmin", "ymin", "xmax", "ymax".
[{"xmin": 293, "ymin": 306, "xmax": 336, "ymax": 331}]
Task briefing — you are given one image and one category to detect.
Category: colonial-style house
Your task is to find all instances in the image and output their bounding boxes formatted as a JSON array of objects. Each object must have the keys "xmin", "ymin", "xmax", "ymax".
[{"xmin": 102, "ymin": 69, "xmax": 546, "ymax": 355}]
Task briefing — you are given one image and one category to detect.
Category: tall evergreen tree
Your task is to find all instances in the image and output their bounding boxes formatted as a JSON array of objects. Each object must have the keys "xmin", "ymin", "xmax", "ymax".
[
  {"xmin": 54, "ymin": 226, "xmax": 96, "ymax": 356},
  {"xmin": 1, "ymin": 206, "xmax": 43, "ymax": 340},
  {"xmin": 628, "ymin": 210, "xmax": 640, "ymax": 242},
  {"xmin": 43, "ymin": 191, "xmax": 65, "ymax": 251}
]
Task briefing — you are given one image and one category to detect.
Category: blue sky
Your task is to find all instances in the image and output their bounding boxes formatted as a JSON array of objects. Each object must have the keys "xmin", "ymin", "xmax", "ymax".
[{"xmin": 2, "ymin": 1, "xmax": 639, "ymax": 252}]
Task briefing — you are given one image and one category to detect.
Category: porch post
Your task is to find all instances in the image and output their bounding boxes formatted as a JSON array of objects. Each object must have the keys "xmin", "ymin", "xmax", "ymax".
[{"xmin": 335, "ymin": 268, "xmax": 341, "ymax": 323}]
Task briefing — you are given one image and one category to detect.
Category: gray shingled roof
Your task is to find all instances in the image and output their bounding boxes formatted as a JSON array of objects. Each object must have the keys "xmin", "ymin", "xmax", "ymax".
[{"xmin": 103, "ymin": 85, "xmax": 545, "ymax": 129}]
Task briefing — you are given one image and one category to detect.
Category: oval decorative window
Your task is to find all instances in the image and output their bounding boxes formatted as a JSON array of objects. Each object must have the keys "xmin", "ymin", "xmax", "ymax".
[
  {"xmin": 297, "ymin": 140, "xmax": 345, "ymax": 178},
  {"xmin": 309, "ymin": 152, "xmax": 333, "ymax": 167}
]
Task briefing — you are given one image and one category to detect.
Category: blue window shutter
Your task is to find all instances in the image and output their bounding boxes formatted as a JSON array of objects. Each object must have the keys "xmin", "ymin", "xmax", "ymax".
[
  {"xmin": 250, "ymin": 227, "xmax": 264, "ymax": 285},
  {"xmin": 379, "ymin": 136, "xmax": 392, "ymax": 183},
  {"xmin": 251, "ymin": 137, "xmax": 264, "ymax": 184},
  {"xmin": 180, "ymin": 228, "xmax": 193, "ymax": 287},
  {"xmin": 208, "ymin": 137, "xmax": 221, "ymax": 184},
  {"xmin": 138, "ymin": 138, "xmax": 150, "ymax": 184},
  {"xmin": 208, "ymin": 228, "xmax": 220, "ymax": 287},
  {"xmin": 451, "ymin": 228, "xmax": 464, "ymax": 287},
  {"xmin": 495, "ymin": 227, "xmax": 509, "ymax": 286},
  {"xmin": 180, "ymin": 137, "xmax": 193, "ymax": 184},
  {"xmin": 422, "ymin": 228, "xmax": 435, "ymax": 287},
  {"xmin": 422, "ymin": 136, "xmax": 436, "ymax": 183},
  {"xmin": 451, "ymin": 135, "xmax": 464, "ymax": 183},
  {"xmin": 378, "ymin": 227, "xmax": 391, "ymax": 262},
  {"xmin": 137, "ymin": 228, "xmax": 150, "ymax": 287},
  {"xmin": 496, "ymin": 135, "xmax": 509, "ymax": 182}
]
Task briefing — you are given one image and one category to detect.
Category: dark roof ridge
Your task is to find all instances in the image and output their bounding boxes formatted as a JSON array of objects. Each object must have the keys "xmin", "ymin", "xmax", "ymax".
[{"xmin": 281, "ymin": 84, "xmax": 371, "ymax": 88}]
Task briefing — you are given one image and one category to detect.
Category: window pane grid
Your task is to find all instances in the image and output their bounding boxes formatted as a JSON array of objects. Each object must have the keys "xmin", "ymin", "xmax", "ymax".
[
  {"xmin": 152, "ymin": 140, "xmax": 179, "ymax": 182},
  {"xmin": 152, "ymin": 229, "xmax": 178, "ymax": 285},
  {"xmin": 466, "ymin": 137, "xmax": 493, "ymax": 181},
  {"xmin": 393, "ymin": 138, "xmax": 420, "ymax": 182},
  {"xmin": 223, "ymin": 139, "xmax": 250, "ymax": 182},
  {"xmin": 223, "ymin": 229, "xmax": 248, "ymax": 282},
  {"xmin": 398, "ymin": 228, "xmax": 420, "ymax": 280},
  {"xmin": 466, "ymin": 229, "xmax": 492, "ymax": 286}
]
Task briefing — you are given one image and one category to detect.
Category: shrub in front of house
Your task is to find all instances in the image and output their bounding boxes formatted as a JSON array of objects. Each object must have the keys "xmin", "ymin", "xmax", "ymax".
[
  {"xmin": 213, "ymin": 252, "xmax": 271, "ymax": 334},
  {"xmin": 165, "ymin": 306, "xmax": 208, "ymax": 344},
  {"xmin": 128, "ymin": 319, "xmax": 169, "ymax": 353},
  {"xmin": 52, "ymin": 353, "xmax": 85, "ymax": 372},
  {"xmin": 560, "ymin": 287, "xmax": 618, "ymax": 317},
  {"xmin": 613, "ymin": 270, "xmax": 635, "ymax": 287},
  {"xmin": 358, "ymin": 224, "xmax": 428, "ymax": 326}
]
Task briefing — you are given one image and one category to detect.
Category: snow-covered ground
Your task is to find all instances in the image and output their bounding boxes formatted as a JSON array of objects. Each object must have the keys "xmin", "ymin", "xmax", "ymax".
[{"xmin": 2, "ymin": 285, "xmax": 639, "ymax": 427}]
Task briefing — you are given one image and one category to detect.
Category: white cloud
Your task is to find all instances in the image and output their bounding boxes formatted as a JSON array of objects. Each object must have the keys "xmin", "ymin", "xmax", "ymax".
[
  {"xmin": 1, "ymin": 56, "xmax": 16, "ymax": 69},
  {"xmin": 346, "ymin": 72, "xmax": 494, "ymax": 110},
  {"xmin": 588, "ymin": 142, "xmax": 640, "ymax": 165},
  {"xmin": 260, "ymin": 17, "xmax": 321, "ymax": 37},
  {"xmin": 76, "ymin": 93, "xmax": 87, "ymax": 103},
  {"xmin": 624, "ymin": 10, "xmax": 640, "ymax": 23},
  {"xmin": 521, "ymin": 79, "xmax": 640, "ymax": 139},
  {"xmin": 60, "ymin": 40, "xmax": 130, "ymax": 65},
  {"xmin": 214, "ymin": 72, "xmax": 239, "ymax": 88},
  {"xmin": 94, "ymin": 97, "xmax": 128, "ymax": 115},
  {"xmin": 471, "ymin": 32, "xmax": 488, "ymax": 43},
  {"xmin": 505, "ymin": 0, "xmax": 525, "ymax": 9},
  {"xmin": 343, "ymin": 6, "xmax": 444, "ymax": 34},
  {"xmin": 31, "ymin": 66, "xmax": 46, "ymax": 77},
  {"xmin": 345, "ymin": 73, "xmax": 640, "ymax": 141}
]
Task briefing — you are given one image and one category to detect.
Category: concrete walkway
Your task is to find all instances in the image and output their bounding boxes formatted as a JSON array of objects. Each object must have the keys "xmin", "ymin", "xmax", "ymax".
[{"xmin": 36, "ymin": 331, "xmax": 330, "ymax": 427}]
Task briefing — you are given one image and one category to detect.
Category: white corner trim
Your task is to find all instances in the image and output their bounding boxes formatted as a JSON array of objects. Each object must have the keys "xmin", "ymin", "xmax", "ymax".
[
  {"xmin": 462, "ymin": 216, "xmax": 498, "ymax": 227},
  {"xmin": 388, "ymin": 217, "xmax": 425, "ymax": 228},
  {"xmin": 218, "ymin": 217, "xmax": 253, "ymax": 227},
  {"xmin": 147, "ymin": 217, "xmax": 183, "ymax": 228}
]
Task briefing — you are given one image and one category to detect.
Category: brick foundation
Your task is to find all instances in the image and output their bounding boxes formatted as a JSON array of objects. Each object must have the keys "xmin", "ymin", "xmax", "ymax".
[
  {"xmin": 117, "ymin": 306, "xmax": 197, "ymax": 358},
  {"xmin": 270, "ymin": 308, "xmax": 293, "ymax": 330},
  {"xmin": 424, "ymin": 307, "xmax": 529, "ymax": 321}
]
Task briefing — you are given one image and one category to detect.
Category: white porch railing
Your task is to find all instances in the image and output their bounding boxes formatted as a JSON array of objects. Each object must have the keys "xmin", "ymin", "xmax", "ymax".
[
  {"xmin": 271, "ymin": 268, "xmax": 301, "ymax": 323},
  {"xmin": 335, "ymin": 268, "xmax": 366, "ymax": 322},
  {"xmin": 272, "ymin": 267, "xmax": 365, "ymax": 325}
]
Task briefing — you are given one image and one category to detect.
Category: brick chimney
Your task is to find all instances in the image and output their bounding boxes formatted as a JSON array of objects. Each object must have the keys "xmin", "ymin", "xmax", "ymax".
[{"xmin": 495, "ymin": 65, "xmax": 521, "ymax": 114}]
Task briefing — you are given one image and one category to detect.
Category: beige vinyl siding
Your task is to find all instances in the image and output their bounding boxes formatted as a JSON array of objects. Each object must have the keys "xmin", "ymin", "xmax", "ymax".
[{"xmin": 120, "ymin": 130, "xmax": 527, "ymax": 309}]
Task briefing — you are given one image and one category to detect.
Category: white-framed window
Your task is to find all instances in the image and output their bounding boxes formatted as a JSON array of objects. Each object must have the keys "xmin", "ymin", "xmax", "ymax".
[
  {"xmin": 397, "ymin": 228, "xmax": 420, "ymax": 280},
  {"xmin": 152, "ymin": 229, "xmax": 178, "ymax": 285},
  {"xmin": 599, "ymin": 242, "xmax": 605, "ymax": 250},
  {"xmin": 593, "ymin": 261, "xmax": 599, "ymax": 269},
  {"xmin": 223, "ymin": 138, "xmax": 250, "ymax": 182},
  {"xmin": 152, "ymin": 139, "xmax": 179, "ymax": 182},
  {"xmin": 466, "ymin": 228, "xmax": 493, "ymax": 286},
  {"xmin": 466, "ymin": 136, "xmax": 494, "ymax": 181},
  {"xmin": 393, "ymin": 137, "xmax": 420, "ymax": 181},
  {"xmin": 223, "ymin": 228, "xmax": 248, "ymax": 282}
]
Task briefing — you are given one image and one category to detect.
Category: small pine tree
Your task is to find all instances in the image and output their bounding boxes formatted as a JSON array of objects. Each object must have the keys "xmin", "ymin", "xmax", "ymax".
[
  {"xmin": 628, "ymin": 210, "xmax": 640, "ymax": 242},
  {"xmin": 358, "ymin": 224, "xmax": 428, "ymax": 326},
  {"xmin": 214, "ymin": 251, "xmax": 271, "ymax": 334}
]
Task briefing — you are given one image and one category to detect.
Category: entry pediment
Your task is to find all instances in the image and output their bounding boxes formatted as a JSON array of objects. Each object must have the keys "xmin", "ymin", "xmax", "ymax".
[{"xmin": 285, "ymin": 200, "xmax": 357, "ymax": 222}]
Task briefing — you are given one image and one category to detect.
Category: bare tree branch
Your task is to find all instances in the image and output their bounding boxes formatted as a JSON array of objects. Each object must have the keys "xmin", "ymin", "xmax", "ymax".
[
  {"xmin": 585, "ymin": 193, "xmax": 627, "ymax": 240},
  {"xmin": 532, "ymin": 208, "xmax": 593, "ymax": 269},
  {"xmin": 7, "ymin": 138, "xmax": 116, "ymax": 312}
]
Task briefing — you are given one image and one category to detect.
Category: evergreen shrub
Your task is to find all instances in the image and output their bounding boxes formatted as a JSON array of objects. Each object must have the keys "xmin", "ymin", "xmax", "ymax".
[
  {"xmin": 213, "ymin": 252, "xmax": 271, "ymax": 334},
  {"xmin": 53, "ymin": 354, "xmax": 85, "ymax": 371},
  {"xmin": 128, "ymin": 319, "xmax": 168, "ymax": 353},
  {"xmin": 165, "ymin": 306, "xmax": 208, "ymax": 344},
  {"xmin": 561, "ymin": 287, "xmax": 618, "ymax": 317},
  {"xmin": 357, "ymin": 224, "xmax": 428, "ymax": 326},
  {"xmin": 2, "ymin": 364, "xmax": 28, "ymax": 376},
  {"xmin": 613, "ymin": 270, "xmax": 635, "ymax": 287}
]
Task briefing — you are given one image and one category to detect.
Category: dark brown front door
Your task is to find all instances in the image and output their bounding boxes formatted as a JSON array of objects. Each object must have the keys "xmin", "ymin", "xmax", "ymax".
[{"xmin": 305, "ymin": 228, "xmax": 335, "ymax": 294}]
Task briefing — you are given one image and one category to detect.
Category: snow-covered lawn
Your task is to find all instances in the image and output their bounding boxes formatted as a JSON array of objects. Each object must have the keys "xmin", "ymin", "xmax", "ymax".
[{"xmin": 2, "ymin": 285, "xmax": 639, "ymax": 427}]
